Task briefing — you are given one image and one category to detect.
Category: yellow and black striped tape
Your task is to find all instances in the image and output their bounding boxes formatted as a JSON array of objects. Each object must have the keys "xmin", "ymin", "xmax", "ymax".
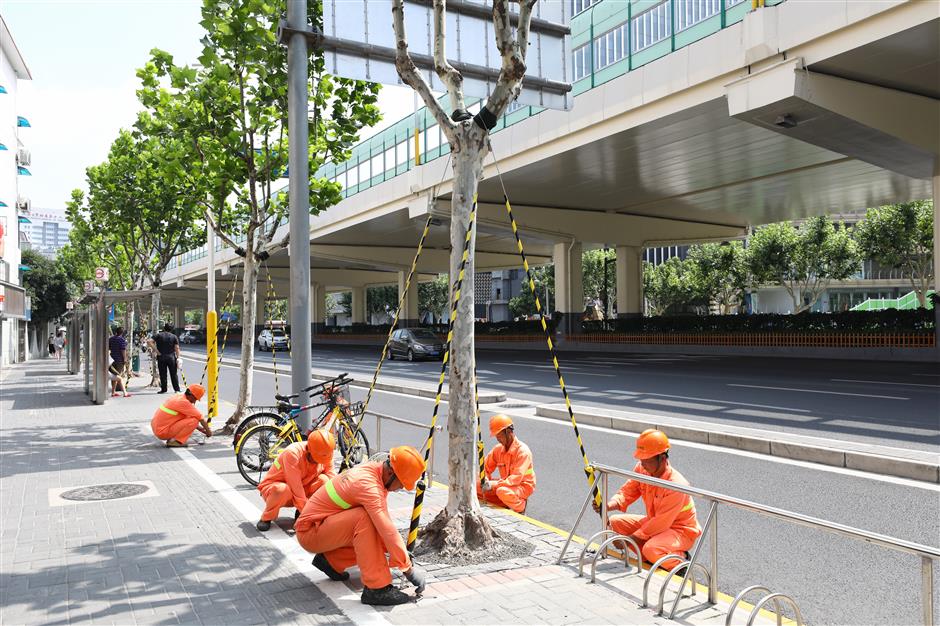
[
  {"xmin": 407, "ymin": 197, "xmax": 477, "ymax": 552},
  {"xmin": 474, "ymin": 366, "xmax": 486, "ymax": 487},
  {"xmin": 343, "ymin": 214, "xmax": 434, "ymax": 467},
  {"xmin": 503, "ymin": 197, "xmax": 602, "ymax": 509},
  {"xmin": 197, "ymin": 266, "xmax": 240, "ymax": 386}
]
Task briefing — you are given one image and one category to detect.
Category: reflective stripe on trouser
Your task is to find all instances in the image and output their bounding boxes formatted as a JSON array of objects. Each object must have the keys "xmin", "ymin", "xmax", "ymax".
[
  {"xmin": 295, "ymin": 507, "xmax": 393, "ymax": 589},
  {"xmin": 608, "ymin": 513, "xmax": 697, "ymax": 571},
  {"xmin": 152, "ymin": 417, "xmax": 199, "ymax": 444},
  {"xmin": 476, "ymin": 483, "xmax": 533, "ymax": 513}
]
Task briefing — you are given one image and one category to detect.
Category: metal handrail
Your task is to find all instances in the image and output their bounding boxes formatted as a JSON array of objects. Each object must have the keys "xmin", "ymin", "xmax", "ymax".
[
  {"xmin": 586, "ymin": 463, "xmax": 939, "ymax": 625},
  {"xmin": 367, "ymin": 410, "xmax": 442, "ymax": 487}
]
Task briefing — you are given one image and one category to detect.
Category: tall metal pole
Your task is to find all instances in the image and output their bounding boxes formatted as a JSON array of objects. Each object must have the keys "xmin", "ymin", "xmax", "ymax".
[
  {"xmin": 207, "ymin": 223, "xmax": 218, "ymax": 420},
  {"xmin": 287, "ymin": 0, "xmax": 313, "ymax": 428}
]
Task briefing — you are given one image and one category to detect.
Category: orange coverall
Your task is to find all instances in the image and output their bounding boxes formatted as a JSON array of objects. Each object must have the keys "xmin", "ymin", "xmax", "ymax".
[
  {"xmin": 295, "ymin": 461, "xmax": 411, "ymax": 589},
  {"xmin": 257, "ymin": 442, "xmax": 335, "ymax": 522},
  {"xmin": 150, "ymin": 395, "xmax": 203, "ymax": 445},
  {"xmin": 607, "ymin": 462, "xmax": 701, "ymax": 570},
  {"xmin": 476, "ymin": 438, "xmax": 536, "ymax": 513}
]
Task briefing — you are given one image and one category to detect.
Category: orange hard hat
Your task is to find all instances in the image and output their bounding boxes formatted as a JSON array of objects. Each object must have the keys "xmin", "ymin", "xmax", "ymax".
[
  {"xmin": 186, "ymin": 384, "xmax": 206, "ymax": 401},
  {"xmin": 489, "ymin": 414, "xmax": 513, "ymax": 437},
  {"xmin": 307, "ymin": 429, "xmax": 336, "ymax": 464},
  {"xmin": 389, "ymin": 445, "xmax": 425, "ymax": 491},
  {"xmin": 634, "ymin": 429, "xmax": 669, "ymax": 460}
]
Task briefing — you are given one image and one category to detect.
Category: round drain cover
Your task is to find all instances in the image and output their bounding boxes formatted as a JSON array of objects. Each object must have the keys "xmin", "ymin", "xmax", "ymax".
[
  {"xmin": 499, "ymin": 402, "xmax": 532, "ymax": 409},
  {"xmin": 60, "ymin": 483, "xmax": 150, "ymax": 502}
]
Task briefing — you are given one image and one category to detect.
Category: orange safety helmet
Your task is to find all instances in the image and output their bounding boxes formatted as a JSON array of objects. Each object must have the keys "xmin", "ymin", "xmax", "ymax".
[
  {"xmin": 634, "ymin": 429, "xmax": 669, "ymax": 460},
  {"xmin": 186, "ymin": 384, "xmax": 206, "ymax": 401},
  {"xmin": 307, "ymin": 429, "xmax": 336, "ymax": 464},
  {"xmin": 389, "ymin": 445, "xmax": 425, "ymax": 491},
  {"xmin": 489, "ymin": 414, "xmax": 513, "ymax": 437}
]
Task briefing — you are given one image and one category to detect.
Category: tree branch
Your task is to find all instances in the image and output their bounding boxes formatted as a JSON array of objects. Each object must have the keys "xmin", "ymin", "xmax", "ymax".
[
  {"xmin": 204, "ymin": 208, "xmax": 242, "ymax": 252},
  {"xmin": 484, "ymin": 0, "xmax": 534, "ymax": 119},
  {"xmin": 432, "ymin": 0, "xmax": 465, "ymax": 114},
  {"xmin": 392, "ymin": 0, "xmax": 457, "ymax": 143}
]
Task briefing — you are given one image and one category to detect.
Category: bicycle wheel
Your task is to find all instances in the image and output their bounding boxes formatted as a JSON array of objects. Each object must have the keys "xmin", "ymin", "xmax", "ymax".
[
  {"xmin": 232, "ymin": 412, "xmax": 284, "ymax": 450},
  {"xmin": 235, "ymin": 424, "xmax": 297, "ymax": 486},
  {"xmin": 337, "ymin": 419, "xmax": 371, "ymax": 469}
]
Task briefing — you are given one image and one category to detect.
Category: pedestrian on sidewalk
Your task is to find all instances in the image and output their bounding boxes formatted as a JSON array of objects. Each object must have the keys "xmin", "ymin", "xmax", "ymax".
[
  {"xmin": 477, "ymin": 414, "xmax": 536, "ymax": 513},
  {"xmin": 150, "ymin": 384, "xmax": 212, "ymax": 447},
  {"xmin": 149, "ymin": 323, "xmax": 181, "ymax": 394},
  {"xmin": 47, "ymin": 333, "xmax": 55, "ymax": 357},
  {"xmin": 108, "ymin": 327, "xmax": 130, "ymax": 397},
  {"xmin": 256, "ymin": 429, "xmax": 336, "ymax": 532},
  {"xmin": 294, "ymin": 446, "xmax": 427, "ymax": 606},
  {"xmin": 53, "ymin": 330, "xmax": 66, "ymax": 361},
  {"xmin": 594, "ymin": 429, "xmax": 701, "ymax": 571}
]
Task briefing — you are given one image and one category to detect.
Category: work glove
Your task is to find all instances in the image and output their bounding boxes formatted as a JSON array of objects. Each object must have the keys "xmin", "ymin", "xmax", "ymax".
[{"xmin": 404, "ymin": 566, "xmax": 427, "ymax": 594}]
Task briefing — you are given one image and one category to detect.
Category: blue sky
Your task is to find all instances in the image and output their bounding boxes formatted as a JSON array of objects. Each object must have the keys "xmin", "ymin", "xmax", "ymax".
[{"xmin": 3, "ymin": 0, "xmax": 411, "ymax": 211}]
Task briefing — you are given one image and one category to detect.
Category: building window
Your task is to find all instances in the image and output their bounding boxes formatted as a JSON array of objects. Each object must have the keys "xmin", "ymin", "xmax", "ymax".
[
  {"xmin": 594, "ymin": 23, "xmax": 628, "ymax": 70},
  {"xmin": 572, "ymin": 44, "xmax": 591, "ymax": 81},
  {"xmin": 674, "ymin": 0, "xmax": 722, "ymax": 33},
  {"xmin": 632, "ymin": 1, "xmax": 671, "ymax": 53},
  {"xmin": 571, "ymin": 0, "xmax": 599, "ymax": 16}
]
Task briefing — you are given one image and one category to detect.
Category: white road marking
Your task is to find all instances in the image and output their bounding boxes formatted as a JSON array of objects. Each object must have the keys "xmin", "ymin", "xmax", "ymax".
[
  {"xmin": 728, "ymin": 383, "xmax": 908, "ymax": 400},
  {"xmin": 831, "ymin": 378, "xmax": 940, "ymax": 389},
  {"xmin": 160, "ymin": 431, "xmax": 392, "ymax": 625}
]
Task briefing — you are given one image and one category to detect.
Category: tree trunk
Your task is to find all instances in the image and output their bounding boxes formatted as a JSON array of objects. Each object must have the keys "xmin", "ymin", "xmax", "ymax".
[
  {"xmin": 417, "ymin": 125, "xmax": 496, "ymax": 553},
  {"xmin": 222, "ymin": 252, "xmax": 258, "ymax": 431}
]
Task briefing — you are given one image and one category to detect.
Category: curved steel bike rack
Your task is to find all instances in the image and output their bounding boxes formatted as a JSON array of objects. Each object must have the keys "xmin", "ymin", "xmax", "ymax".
[
  {"xmin": 726, "ymin": 586, "xmax": 778, "ymax": 626},
  {"xmin": 747, "ymin": 593, "xmax": 805, "ymax": 626},
  {"xmin": 656, "ymin": 561, "xmax": 712, "ymax": 616},
  {"xmin": 577, "ymin": 530, "xmax": 617, "ymax": 577},
  {"xmin": 642, "ymin": 553, "xmax": 687, "ymax": 608},
  {"xmin": 590, "ymin": 535, "xmax": 642, "ymax": 582}
]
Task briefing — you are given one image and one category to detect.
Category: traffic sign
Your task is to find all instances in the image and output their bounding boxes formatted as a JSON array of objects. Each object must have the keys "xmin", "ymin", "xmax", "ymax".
[
  {"xmin": 83, "ymin": 280, "xmax": 95, "ymax": 292},
  {"xmin": 94, "ymin": 267, "xmax": 110, "ymax": 281},
  {"xmin": 65, "ymin": 302, "xmax": 74, "ymax": 310}
]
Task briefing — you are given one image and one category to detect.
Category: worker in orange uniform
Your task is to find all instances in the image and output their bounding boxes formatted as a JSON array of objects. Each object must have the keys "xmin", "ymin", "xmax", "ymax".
[
  {"xmin": 295, "ymin": 446, "xmax": 427, "ymax": 606},
  {"xmin": 256, "ymin": 429, "xmax": 337, "ymax": 532},
  {"xmin": 476, "ymin": 414, "xmax": 536, "ymax": 513},
  {"xmin": 150, "ymin": 384, "xmax": 211, "ymax": 447},
  {"xmin": 594, "ymin": 429, "xmax": 700, "ymax": 571}
]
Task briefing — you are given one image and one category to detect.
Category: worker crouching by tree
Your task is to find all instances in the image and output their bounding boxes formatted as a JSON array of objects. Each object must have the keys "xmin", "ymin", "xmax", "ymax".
[
  {"xmin": 256, "ymin": 429, "xmax": 336, "ymax": 532},
  {"xmin": 150, "ymin": 384, "xmax": 211, "ymax": 447},
  {"xmin": 295, "ymin": 446, "xmax": 427, "ymax": 606},
  {"xmin": 594, "ymin": 429, "xmax": 701, "ymax": 571},
  {"xmin": 476, "ymin": 414, "xmax": 536, "ymax": 513}
]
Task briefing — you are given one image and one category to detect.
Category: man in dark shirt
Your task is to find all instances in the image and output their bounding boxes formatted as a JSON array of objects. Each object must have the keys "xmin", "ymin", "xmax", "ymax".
[{"xmin": 150, "ymin": 323, "xmax": 181, "ymax": 394}]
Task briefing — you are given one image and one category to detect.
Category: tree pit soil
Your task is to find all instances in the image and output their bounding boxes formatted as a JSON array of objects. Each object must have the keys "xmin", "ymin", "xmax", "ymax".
[{"xmin": 404, "ymin": 510, "xmax": 535, "ymax": 566}]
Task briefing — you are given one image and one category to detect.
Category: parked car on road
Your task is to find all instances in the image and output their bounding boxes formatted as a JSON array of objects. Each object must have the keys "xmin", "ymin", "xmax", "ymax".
[
  {"xmin": 387, "ymin": 328, "xmax": 445, "ymax": 361},
  {"xmin": 179, "ymin": 330, "xmax": 205, "ymax": 344},
  {"xmin": 258, "ymin": 328, "xmax": 290, "ymax": 351}
]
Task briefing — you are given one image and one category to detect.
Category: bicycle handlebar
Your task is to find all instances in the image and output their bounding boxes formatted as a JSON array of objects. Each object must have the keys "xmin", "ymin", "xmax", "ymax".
[{"xmin": 274, "ymin": 373, "xmax": 353, "ymax": 403}]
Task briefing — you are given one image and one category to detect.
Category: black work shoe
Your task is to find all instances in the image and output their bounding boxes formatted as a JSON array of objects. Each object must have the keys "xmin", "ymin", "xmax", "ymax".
[
  {"xmin": 361, "ymin": 584, "xmax": 412, "ymax": 606},
  {"xmin": 256, "ymin": 520, "xmax": 272, "ymax": 532},
  {"xmin": 313, "ymin": 553, "xmax": 350, "ymax": 581}
]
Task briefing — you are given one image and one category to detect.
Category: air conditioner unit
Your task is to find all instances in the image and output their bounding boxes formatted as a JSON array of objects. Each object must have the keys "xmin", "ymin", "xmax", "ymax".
[
  {"xmin": 15, "ymin": 149, "xmax": 31, "ymax": 167},
  {"xmin": 16, "ymin": 196, "xmax": 31, "ymax": 213}
]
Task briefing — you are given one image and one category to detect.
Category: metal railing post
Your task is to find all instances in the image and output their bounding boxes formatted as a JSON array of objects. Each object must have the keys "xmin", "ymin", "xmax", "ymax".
[
  {"xmin": 923, "ymin": 556, "xmax": 935, "ymax": 626},
  {"xmin": 376, "ymin": 415, "xmax": 382, "ymax": 454},
  {"xmin": 710, "ymin": 505, "xmax": 718, "ymax": 604},
  {"xmin": 427, "ymin": 436, "xmax": 434, "ymax": 489},
  {"xmin": 668, "ymin": 501, "xmax": 717, "ymax": 618},
  {"xmin": 559, "ymin": 481, "xmax": 597, "ymax": 565},
  {"xmin": 602, "ymin": 470, "xmax": 610, "ymax": 529}
]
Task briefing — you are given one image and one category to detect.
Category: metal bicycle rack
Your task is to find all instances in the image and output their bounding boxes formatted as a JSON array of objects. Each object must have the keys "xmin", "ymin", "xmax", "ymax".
[
  {"xmin": 724, "ymin": 586, "xmax": 805, "ymax": 626},
  {"xmin": 640, "ymin": 553, "xmax": 713, "ymax": 615},
  {"xmin": 577, "ymin": 530, "xmax": 642, "ymax": 582}
]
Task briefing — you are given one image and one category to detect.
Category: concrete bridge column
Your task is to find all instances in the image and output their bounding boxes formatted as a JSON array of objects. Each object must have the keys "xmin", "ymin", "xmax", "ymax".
[
  {"xmin": 399, "ymin": 271, "xmax": 419, "ymax": 327},
  {"xmin": 351, "ymin": 287, "xmax": 366, "ymax": 325},
  {"xmin": 256, "ymin": 290, "xmax": 266, "ymax": 328},
  {"xmin": 310, "ymin": 282, "xmax": 325, "ymax": 334},
  {"xmin": 615, "ymin": 246, "xmax": 643, "ymax": 318},
  {"xmin": 553, "ymin": 241, "xmax": 583, "ymax": 334}
]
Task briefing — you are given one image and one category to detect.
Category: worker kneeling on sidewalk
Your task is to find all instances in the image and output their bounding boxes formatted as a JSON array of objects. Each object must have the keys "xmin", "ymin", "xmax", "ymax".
[
  {"xmin": 295, "ymin": 445, "xmax": 427, "ymax": 606},
  {"xmin": 594, "ymin": 429, "xmax": 701, "ymax": 571},
  {"xmin": 150, "ymin": 384, "xmax": 211, "ymax": 447},
  {"xmin": 256, "ymin": 429, "xmax": 336, "ymax": 532},
  {"xmin": 476, "ymin": 414, "xmax": 536, "ymax": 513}
]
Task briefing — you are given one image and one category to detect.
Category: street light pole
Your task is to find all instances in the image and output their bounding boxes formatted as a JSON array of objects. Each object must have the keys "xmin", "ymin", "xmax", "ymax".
[{"xmin": 287, "ymin": 0, "xmax": 313, "ymax": 428}]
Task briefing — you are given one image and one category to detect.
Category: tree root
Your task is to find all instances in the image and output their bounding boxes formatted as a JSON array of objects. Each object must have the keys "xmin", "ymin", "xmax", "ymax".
[{"xmin": 414, "ymin": 509, "xmax": 497, "ymax": 558}]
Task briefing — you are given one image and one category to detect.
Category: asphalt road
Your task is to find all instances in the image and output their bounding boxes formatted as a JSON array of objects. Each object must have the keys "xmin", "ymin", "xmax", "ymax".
[
  {"xmin": 175, "ymin": 349, "xmax": 940, "ymax": 626},
  {"xmin": 181, "ymin": 343, "xmax": 940, "ymax": 452}
]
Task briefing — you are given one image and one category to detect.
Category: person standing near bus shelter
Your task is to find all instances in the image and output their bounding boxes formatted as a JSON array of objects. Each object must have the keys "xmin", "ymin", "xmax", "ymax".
[{"xmin": 150, "ymin": 323, "xmax": 181, "ymax": 394}]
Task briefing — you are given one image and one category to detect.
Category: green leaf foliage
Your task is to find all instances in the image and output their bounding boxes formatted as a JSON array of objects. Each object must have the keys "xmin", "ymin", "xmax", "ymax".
[{"xmin": 20, "ymin": 250, "xmax": 73, "ymax": 324}]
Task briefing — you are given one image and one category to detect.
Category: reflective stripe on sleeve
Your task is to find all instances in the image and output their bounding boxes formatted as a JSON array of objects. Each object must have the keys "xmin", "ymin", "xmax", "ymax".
[
  {"xmin": 525, "ymin": 468, "xmax": 535, "ymax": 475},
  {"xmin": 681, "ymin": 501, "xmax": 694, "ymax": 512},
  {"xmin": 325, "ymin": 479, "xmax": 352, "ymax": 509},
  {"xmin": 159, "ymin": 405, "xmax": 179, "ymax": 416}
]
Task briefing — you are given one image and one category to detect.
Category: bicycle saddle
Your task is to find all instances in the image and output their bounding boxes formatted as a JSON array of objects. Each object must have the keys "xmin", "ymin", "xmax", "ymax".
[{"xmin": 275, "ymin": 393, "xmax": 298, "ymax": 402}]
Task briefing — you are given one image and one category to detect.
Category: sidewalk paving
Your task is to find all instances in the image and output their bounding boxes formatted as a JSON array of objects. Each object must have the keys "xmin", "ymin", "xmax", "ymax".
[{"xmin": 1, "ymin": 359, "xmax": 777, "ymax": 625}]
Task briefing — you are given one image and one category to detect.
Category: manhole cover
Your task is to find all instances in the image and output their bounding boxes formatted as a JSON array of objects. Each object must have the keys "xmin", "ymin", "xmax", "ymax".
[
  {"xmin": 499, "ymin": 402, "xmax": 533, "ymax": 409},
  {"xmin": 60, "ymin": 483, "xmax": 150, "ymax": 502}
]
